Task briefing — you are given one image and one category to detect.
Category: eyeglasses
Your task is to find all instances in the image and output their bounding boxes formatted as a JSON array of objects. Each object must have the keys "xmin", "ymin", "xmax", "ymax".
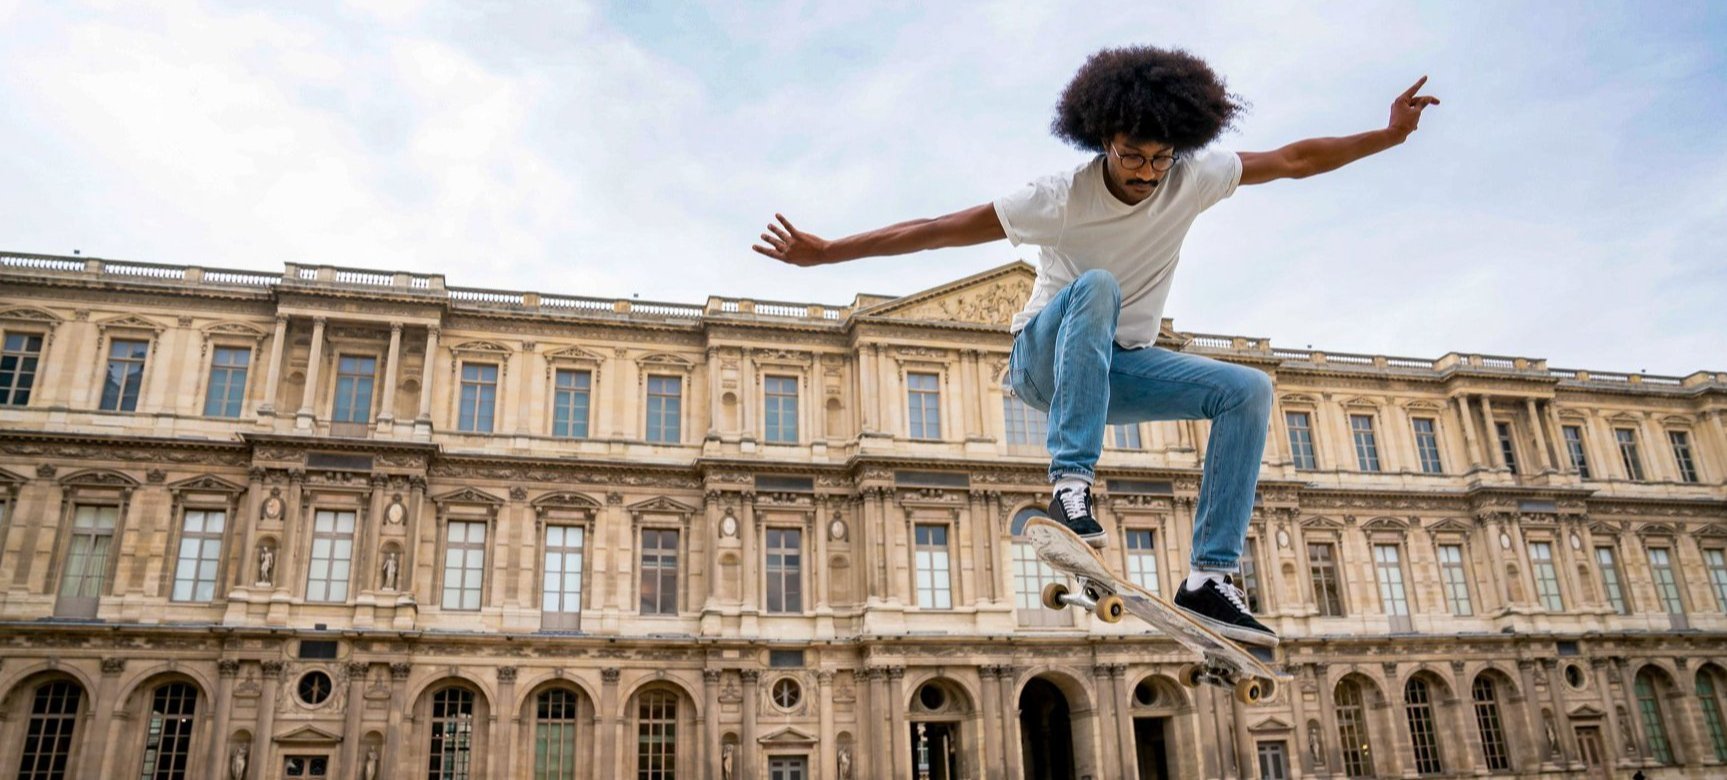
[{"xmin": 1109, "ymin": 145, "xmax": 1178, "ymax": 172}]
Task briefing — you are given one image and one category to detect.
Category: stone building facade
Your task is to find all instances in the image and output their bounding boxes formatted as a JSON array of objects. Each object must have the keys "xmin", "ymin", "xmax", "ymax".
[{"xmin": 0, "ymin": 250, "xmax": 1724, "ymax": 779}]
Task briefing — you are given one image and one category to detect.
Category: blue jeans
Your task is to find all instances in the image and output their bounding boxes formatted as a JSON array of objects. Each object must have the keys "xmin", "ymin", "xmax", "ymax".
[{"xmin": 1007, "ymin": 269, "xmax": 1273, "ymax": 572}]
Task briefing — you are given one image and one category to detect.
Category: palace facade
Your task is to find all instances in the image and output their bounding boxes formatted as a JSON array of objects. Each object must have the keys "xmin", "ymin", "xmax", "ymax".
[{"xmin": 0, "ymin": 250, "xmax": 1724, "ymax": 779}]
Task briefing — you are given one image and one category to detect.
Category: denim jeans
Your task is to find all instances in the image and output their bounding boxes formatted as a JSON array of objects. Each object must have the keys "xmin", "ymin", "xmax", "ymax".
[{"xmin": 1007, "ymin": 269, "xmax": 1273, "ymax": 572}]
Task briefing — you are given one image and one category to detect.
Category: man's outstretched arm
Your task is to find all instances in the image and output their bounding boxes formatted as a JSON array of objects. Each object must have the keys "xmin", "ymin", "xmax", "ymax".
[
  {"xmin": 752, "ymin": 203, "xmax": 1006, "ymax": 268},
  {"xmin": 1240, "ymin": 76, "xmax": 1441, "ymax": 186}
]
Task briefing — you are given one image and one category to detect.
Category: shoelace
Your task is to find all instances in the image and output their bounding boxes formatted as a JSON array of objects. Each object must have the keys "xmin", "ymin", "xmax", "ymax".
[
  {"xmin": 1214, "ymin": 577, "xmax": 1252, "ymax": 615},
  {"xmin": 1057, "ymin": 488, "xmax": 1090, "ymax": 519}
]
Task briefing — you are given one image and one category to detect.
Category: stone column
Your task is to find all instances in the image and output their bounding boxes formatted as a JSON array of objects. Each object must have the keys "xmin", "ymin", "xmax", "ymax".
[
  {"xmin": 741, "ymin": 669, "xmax": 760, "ymax": 778},
  {"xmin": 88, "ymin": 658, "xmax": 126, "ymax": 778},
  {"xmin": 337, "ymin": 662, "xmax": 369, "ymax": 776},
  {"xmin": 702, "ymin": 670, "xmax": 722, "ymax": 780},
  {"xmin": 999, "ymin": 667, "xmax": 1023, "ymax": 780},
  {"xmin": 1514, "ymin": 660, "xmax": 1547, "ymax": 769},
  {"xmin": 816, "ymin": 671, "xmax": 835, "ymax": 780},
  {"xmin": 494, "ymin": 666, "xmax": 518, "ymax": 778},
  {"xmin": 887, "ymin": 666, "xmax": 907, "ymax": 779},
  {"xmin": 814, "ymin": 499, "xmax": 831, "ymax": 614},
  {"xmin": 377, "ymin": 323, "xmax": 403, "ymax": 430},
  {"xmin": 1480, "ymin": 396, "xmax": 1505, "ymax": 469},
  {"xmin": 862, "ymin": 669, "xmax": 884, "ymax": 780},
  {"xmin": 1526, "ymin": 398, "xmax": 1554, "ymax": 472},
  {"xmin": 259, "ymin": 314, "xmax": 288, "ymax": 416},
  {"xmin": 254, "ymin": 661, "xmax": 285, "ymax": 774},
  {"xmin": 295, "ymin": 317, "xmax": 327, "ymax": 429},
  {"xmin": 1666, "ymin": 660, "xmax": 1707, "ymax": 767},
  {"xmin": 1448, "ymin": 662, "xmax": 1482, "ymax": 775},
  {"xmin": 415, "ymin": 326, "xmax": 441, "ymax": 439},
  {"xmin": 1110, "ymin": 665, "xmax": 1138, "ymax": 780},
  {"xmin": 1541, "ymin": 659, "xmax": 1575, "ymax": 766},
  {"xmin": 383, "ymin": 663, "xmax": 411, "ymax": 779},
  {"xmin": 599, "ymin": 668, "xmax": 621, "ymax": 780},
  {"xmin": 978, "ymin": 666, "xmax": 1003, "ymax": 780},
  {"xmin": 1454, "ymin": 394, "xmax": 1483, "ymax": 470},
  {"xmin": 1545, "ymin": 401, "xmax": 1573, "ymax": 473},
  {"xmin": 1091, "ymin": 664, "xmax": 1120, "ymax": 780},
  {"xmin": 208, "ymin": 659, "xmax": 240, "ymax": 776}
]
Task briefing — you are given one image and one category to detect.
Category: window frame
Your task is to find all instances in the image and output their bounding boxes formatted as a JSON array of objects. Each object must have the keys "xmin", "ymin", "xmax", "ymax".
[
  {"xmin": 200, "ymin": 344, "xmax": 254, "ymax": 418},
  {"xmin": 1410, "ymin": 416, "xmax": 1444, "ymax": 474},
  {"xmin": 638, "ymin": 525, "xmax": 683, "ymax": 616},
  {"xmin": 1595, "ymin": 543, "xmax": 1631, "ymax": 615},
  {"xmin": 764, "ymin": 525, "xmax": 805, "ymax": 614},
  {"xmin": 1562, "ymin": 423, "xmax": 1593, "ymax": 479},
  {"xmin": 304, "ymin": 509, "xmax": 357, "ymax": 604},
  {"xmin": 762, "ymin": 374, "xmax": 801, "ymax": 444},
  {"xmin": 550, "ymin": 368, "xmax": 594, "ymax": 439},
  {"xmin": 1349, "ymin": 413, "xmax": 1382, "ymax": 472},
  {"xmin": 1494, "ymin": 421, "xmax": 1520, "ymax": 475},
  {"xmin": 1436, "ymin": 541, "xmax": 1474, "ymax": 617},
  {"xmin": 1615, "ymin": 427, "xmax": 1646, "ymax": 480},
  {"xmin": 643, "ymin": 373, "xmax": 685, "ymax": 444},
  {"xmin": 1285, "ymin": 409, "xmax": 1318, "ymax": 470},
  {"xmin": 456, "ymin": 361, "xmax": 500, "ymax": 434},
  {"xmin": 1668, "ymin": 429, "xmax": 1700, "ymax": 483},
  {"xmin": 913, "ymin": 522, "xmax": 954, "ymax": 610},
  {"xmin": 539, "ymin": 522, "xmax": 589, "ymax": 630},
  {"xmin": 905, "ymin": 370, "xmax": 944, "ymax": 441},
  {"xmin": 98, "ymin": 336, "xmax": 151, "ymax": 412},
  {"xmin": 1306, "ymin": 539, "xmax": 1346, "ymax": 618},
  {"xmin": 0, "ymin": 328, "xmax": 49, "ymax": 407},
  {"xmin": 168, "ymin": 505, "xmax": 229, "ymax": 603},
  {"xmin": 1526, "ymin": 539, "xmax": 1565, "ymax": 612},
  {"xmin": 438, "ymin": 518, "xmax": 490, "ymax": 611},
  {"xmin": 329, "ymin": 352, "xmax": 379, "ymax": 426}
]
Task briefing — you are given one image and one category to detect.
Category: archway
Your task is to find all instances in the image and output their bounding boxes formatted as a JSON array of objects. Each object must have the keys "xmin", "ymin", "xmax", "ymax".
[{"xmin": 1018, "ymin": 677, "xmax": 1075, "ymax": 780}]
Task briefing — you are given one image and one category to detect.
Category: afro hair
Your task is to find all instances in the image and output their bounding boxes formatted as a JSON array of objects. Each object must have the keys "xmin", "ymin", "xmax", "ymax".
[{"xmin": 1051, "ymin": 46, "xmax": 1245, "ymax": 154}]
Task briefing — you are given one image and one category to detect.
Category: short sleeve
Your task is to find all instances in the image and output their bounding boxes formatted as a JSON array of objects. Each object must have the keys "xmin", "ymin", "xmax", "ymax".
[
  {"xmin": 1183, "ymin": 148, "xmax": 1243, "ymax": 211},
  {"xmin": 992, "ymin": 176, "xmax": 1069, "ymax": 247}
]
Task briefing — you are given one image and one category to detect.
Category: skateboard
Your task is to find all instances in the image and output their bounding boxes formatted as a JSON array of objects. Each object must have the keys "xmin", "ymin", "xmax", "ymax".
[{"xmin": 1024, "ymin": 514, "xmax": 1291, "ymax": 703}]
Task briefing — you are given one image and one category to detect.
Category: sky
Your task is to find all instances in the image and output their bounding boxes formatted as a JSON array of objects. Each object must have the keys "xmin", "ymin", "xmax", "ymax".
[{"xmin": 2, "ymin": 1, "xmax": 1723, "ymax": 376}]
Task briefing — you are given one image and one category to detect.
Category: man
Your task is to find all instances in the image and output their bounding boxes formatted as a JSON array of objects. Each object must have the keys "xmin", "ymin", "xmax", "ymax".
[{"xmin": 753, "ymin": 46, "xmax": 1438, "ymax": 647}]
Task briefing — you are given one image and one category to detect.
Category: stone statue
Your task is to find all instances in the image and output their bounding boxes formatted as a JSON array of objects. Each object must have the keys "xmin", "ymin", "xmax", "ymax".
[
  {"xmin": 1542, "ymin": 711, "xmax": 1560, "ymax": 758},
  {"xmin": 1308, "ymin": 726, "xmax": 1324, "ymax": 765},
  {"xmin": 363, "ymin": 746, "xmax": 379, "ymax": 780},
  {"xmin": 228, "ymin": 743, "xmax": 248, "ymax": 780},
  {"xmin": 721, "ymin": 743, "xmax": 734, "ymax": 779},
  {"xmin": 837, "ymin": 745, "xmax": 852, "ymax": 779},
  {"xmin": 256, "ymin": 546, "xmax": 274, "ymax": 587},
  {"xmin": 382, "ymin": 552, "xmax": 400, "ymax": 591}
]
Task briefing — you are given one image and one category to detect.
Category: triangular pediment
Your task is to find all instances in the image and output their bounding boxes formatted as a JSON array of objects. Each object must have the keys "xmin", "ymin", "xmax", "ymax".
[
  {"xmin": 169, "ymin": 474, "xmax": 246, "ymax": 494},
  {"xmin": 545, "ymin": 345, "xmax": 605, "ymax": 363},
  {"xmin": 628, "ymin": 496, "xmax": 697, "ymax": 515},
  {"xmin": 0, "ymin": 467, "xmax": 26, "ymax": 485},
  {"xmin": 1300, "ymin": 515, "xmax": 1345, "ymax": 530},
  {"xmin": 1247, "ymin": 716, "xmax": 1293, "ymax": 732},
  {"xmin": 757, "ymin": 725, "xmax": 820, "ymax": 746},
  {"xmin": 1568, "ymin": 704, "xmax": 1607, "ymax": 719},
  {"xmin": 0, "ymin": 306, "xmax": 62, "ymax": 324},
  {"xmin": 532, "ymin": 492, "xmax": 602, "ymax": 512},
  {"xmin": 60, "ymin": 469, "xmax": 139, "ymax": 488},
  {"xmin": 1636, "ymin": 522, "xmax": 1677, "ymax": 537},
  {"xmin": 202, "ymin": 321, "xmax": 266, "ymax": 338},
  {"xmin": 1362, "ymin": 516, "xmax": 1409, "ymax": 532},
  {"xmin": 432, "ymin": 487, "xmax": 504, "ymax": 506},
  {"xmin": 1588, "ymin": 520, "xmax": 1623, "ymax": 536},
  {"xmin": 274, "ymin": 724, "xmax": 343, "ymax": 744},
  {"xmin": 637, "ymin": 352, "xmax": 694, "ymax": 369},
  {"xmin": 1278, "ymin": 394, "xmax": 1319, "ymax": 406},
  {"xmin": 98, "ymin": 314, "xmax": 163, "ymax": 332},
  {"xmin": 858, "ymin": 261, "xmax": 1035, "ymax": 327},
  {"xmin": 450, "ymin": 340, "xmax": 511, "ymax": 354},
  {"xmin": 1404, "ymin": 399, "xmax": 1446, "ymax": 412},
  {"xmin": 1697, "ymin": 523, "xmax": 1727, "ymax": 539}
]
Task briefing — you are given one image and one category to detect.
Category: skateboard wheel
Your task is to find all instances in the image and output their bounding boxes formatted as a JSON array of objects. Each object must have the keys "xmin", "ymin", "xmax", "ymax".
[
  {"xmin": 1178, "ymin": 663, "xmax": 1204, "ymax": 688},
  {"xmin": 1041, "ymin": 582, "xmax": 1070, "ymax": 611},
  {"xmin": 1233, "ymin": 678, "xmax": 1264, "ymax": 704},
  {"xmin": 1095, "ymin": 594, "xmax": 1125, "ymax": 623}
]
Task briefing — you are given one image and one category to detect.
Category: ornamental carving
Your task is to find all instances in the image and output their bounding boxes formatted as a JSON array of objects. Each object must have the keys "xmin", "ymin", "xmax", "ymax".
[{"xmin": 891, "ymin": 278, "xmax": 1032, "ymax": 326}]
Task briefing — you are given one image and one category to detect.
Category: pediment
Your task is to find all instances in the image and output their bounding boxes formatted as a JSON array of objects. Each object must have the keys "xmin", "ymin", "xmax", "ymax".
[
  {"xmin": 1425, "ymin": 518, "xmax": 1474, "ymax": 535},
  {"xmin": 1247, "ymin": 716, "xmax": 1293, "ymax": 732},
  {"xmin": 60, "ymin": 469, "xmax": 139, "ymax": 488},
  {"xmin": 637, "ymin": 352, "xmax": 694, "ymax": 369},
  {"xmin": 1362, "ymin": 516, "xmax": 1409, "ymax": 532},
  {"xmin": 545, "ymin": 345, "xmax": 605, "ymax": 363},
  {"xmin": 0, "ymin": 306, "xmax": 62, "ymax": 324},
  {"xmin": 628, "ymin": 496, "xmax": 697, "ymax": 515},
  {"xmin": 1605, "ymin": 412, "xmax": 1642, "ymax": 425},
  {"xmin": 1636, "ymin": 522, "xmax": 1677, "ymax": 537},
  {"xmin": 1696, "ymin": 524, "xmax": 1727, "ymax": 539},
  {"xmin": 450, "ymin": 340, "xmax": 511, "ymax": 354},
  {"xmin": 97, "ymin": 314, "xmax": 163, "ymax": 332},
  {"xmin": 1278, "ymin": 394, "xmax": 1319, "ymax": 406},
  {"xmin": 532, "ymin": 492, "xmax": 602, "ymax": 512},
  {"xmin": 1568, "ymin": 704, "xmax": 1607, "ymax": 719},
  {"xmin": 1588, "ymin": 520, "xmax": 1623, "ymax": 536},
  {"xmin": 169, "ymin": 474, "xmax": 247, "ymax": 494},
  {"xmin": 432, "ymin": 487, "xmax": 504, "ymax": 506},
  {"xmin": 274, "ymin": 724, "xmax": 343, "ymax": 745},
  {"xmin": 757, "ymin": 725, "xmax": 820, "ymax": 746},
  {"xmin": 0, "ymin": 467, "xmax": 26, "ymax": 486},
  {"xmin": 858, "ymin": 261, "xmax": 1035, "ymax": 327},
  {"xmin": 1300, "ymin": 516, "xmax": 1345, "ymax": 530},
  {"xmin": 202, "ymin": 321, "xmax": 266, "ymax": 338},
  {"xmin": 1339, "ymin": 396, "xmax": 1381, "ymax": 410},
  {"xmin": 1659, "ymin": 415, "xmax": 1691, "ymax": 427}
]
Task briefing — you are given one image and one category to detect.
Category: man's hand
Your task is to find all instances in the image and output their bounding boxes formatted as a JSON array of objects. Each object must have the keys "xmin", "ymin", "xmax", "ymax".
[
  {"xmin": 1388, "ymin": 76, "xmax": 1441, "ymax": 141},
  {"xmin": 753, "ymin": 214, "xmax": 832, "ymax": 267}
]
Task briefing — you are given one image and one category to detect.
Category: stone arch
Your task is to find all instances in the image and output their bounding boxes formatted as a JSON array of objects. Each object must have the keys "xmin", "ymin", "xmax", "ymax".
[
  {"xmin": 618, "ymin": 673, "xmax": 703, "ymax": 721},
  {"xmin": 1014, "ymin": 667, "xmax": 1103, "ymax": 779},
  {"xmin": 116, "ymin": 671, "xmax": 214, "ymax": 778},
  {"xmin": 902, "ymin": 670, "xmax": 978, "ymax": 715},
  {"xmin": 0, "ymin": 666, "xmax": 98, "ymax": 775},
  {"xmin": 409, "ymin": 676, "xmax": 494, "ymax": 777},
  {"xmin": 513, "ymin": 677, "xmax": 595, "ymax": 776},
  {"xmin": 622, "ymin": 677, "xmax": 702, "ymax": 780},
  {"xmin": 405, "ymin": 670, "xmax": 498, "ymax": 710},
  {"xmin": 1125, "ymin": 671, "xmax": 1190, "ymax": 712}
]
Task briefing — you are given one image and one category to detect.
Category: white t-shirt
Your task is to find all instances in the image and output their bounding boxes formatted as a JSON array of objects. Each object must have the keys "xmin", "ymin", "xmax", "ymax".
[{"xmin": 994, "ymin": 149, "xmax": 1242, "ymax": 349}]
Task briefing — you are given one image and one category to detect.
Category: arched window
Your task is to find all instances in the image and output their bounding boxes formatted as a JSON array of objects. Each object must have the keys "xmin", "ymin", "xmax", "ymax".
[
  {"xmin": 138, "ymin": 682, "xmax": 199, "ymax": 780},
  {"xmin": 429, "ymin": 687, "xmax": 476, "ymax": 779},
  {"xmin": 1334, "ymin": 679, "xmax": 1375, "ymax": 778},
  {"xmin": 1699, "ymin": 667, "xmax": 1727, "ymax": 762},
  {"xmin": 637, "ymin": 690, "xmax": 677, "ymax": 780},
  {"xmin": 534, "ymin": 689, "xmax": 581, "ymax": 779},
  {"xmin": 1403, "ymin": 678, "xmax": 1443, "ymax": 774},
  {"xmin": 1635, "ymin": 670, "xmax": 1675, "ymax": 765},
  {"xmin": 1471, "ymin": 675, "xmax": 1512, "ymax": 771},
  {"xmin": 19, "ymin": 680, "xmax": 83, "ymax": 780}
]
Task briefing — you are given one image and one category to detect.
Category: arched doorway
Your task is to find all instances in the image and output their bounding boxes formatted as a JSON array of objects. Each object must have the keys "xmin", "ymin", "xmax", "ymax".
[{"xmin": 1019, "ymin": 678, "xmax": 1075, "ymax": 780}]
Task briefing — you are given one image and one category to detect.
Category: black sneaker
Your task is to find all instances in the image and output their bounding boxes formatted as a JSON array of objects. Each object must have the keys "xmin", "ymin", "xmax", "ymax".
[
  {"xmin": 1174, "ymin": 575, "xmax": 1279, "ymax": 648},
  {"xmin": 1049, "ymin": 485, "xmax": 1106, "ymax": 548}
]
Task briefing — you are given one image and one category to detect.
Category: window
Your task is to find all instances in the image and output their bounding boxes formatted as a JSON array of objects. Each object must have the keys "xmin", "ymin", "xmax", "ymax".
[
  {"xmin": 914, "ymin": 524, "xmax": 952, "ymax": 609},
  {"xmin": 1125, "ymin": 529, "xmax": 1159, "ymax": 595},
  {"xmin": 1374, "ymin": 544, "xmax": 1410, "ymax": 630},
  {"xmin": 766, "ymin": 528, "xmax": 802, "ymax": 613},
  {"xmin": 1472, "ymin": 676, "xmax": 1511, "ymax": 771},
  {"xmin": 645, "ymin": 375, "xmax": 681, "ymax": 443},
  {"xmin": 458, "ymin": 363, "xmax": 498, "ymax": 433},
  {"xmin": 1241, "ymin": 537, "xmax": 1262, "ymax": 613},
  {"xmin": 306, "ymin": 510, "xmax": 355, "ymax": 603},
  {"xmin": 331, "ymin": 355, "xmax": 375, "ymax": 425},
  {"xmin": 1698, "ymin": 669, "xmax": 1727, "ymax": 763},
  {"xmin": 1013, "ymin": 527, "xmax": 1071, "ymax": 628},
  {"xmin": 636, "ymin": 691, "xmax": 677, "ymax": 780},
  {"xmin": 138, "ymin": 683, "xmax": 198, "ymax": 780},
  {"xmin": 1562, "ymin": 425, "xmax": 1592, "ymax": 478},
  {"xmin": 1595, "ymin": 546, "xmax": 1629, "ymax": 615},
  {"xmin": 296, "ymin": 672, "xmax": 333, "ymax": 706},
  {"xmin": 1636, "ymin": 672, "xmax": 1675, "ymax": 765},
  {"xmin": 1350, "ymin": 414, "xmax": 1380, "ymax": 472},
  {"xmin": 771, "ymin": 678, "xmax": 801, "ymax": 710},
  {"xmin": 442, "ymin": 521, "xmax": 487, "ymax": 610},
  {"xmin": 534, "ymin": 689, "xmax": 580, "ymax": 779},
  {"xmin": 907, "ymin": 372, "xmax": 941, "ymax": 439},
  {"xmin": 1003, "ymin": 394, "xmax": 1047, "ymax": 446},
  {"xmin": 1411, "ymin": 418, "xmax": 1443, "ymax": 474},
  {"xmin": 1528, "ymin": 542, "xmax": 1563, "ymax": 611},
  {"xmin": 551, "ymin": 370, "xmax": 591, "ymax": 439},
  {"xmin": 58, "ymin": 505, "xmax": 117, "ymax": 612},
  {"xmin": 639, "ymin": 529, "xmax": 679, "ymax": 615},
  {"xmin": 1706, "ymin": 549, "xmax": 1727, "ymax": 612},
  {"xmin": 201, "ymin": 346, "xmax": 250, "ymax": 418},
  {"xmin": 1111, "ymin": 424, "xmax": 1143, "ymax": 449},
  {"xmin": 1308, "ymin": 542, "xmax": 1344, "ymax": 617},
  {"xmin": 764, "ymin": 375, "xmax": 798, "ymax": 443},
  {"xmin": 1286, "ymin": 412, "xmax": 1317, "ymax": 470},
  {"xmin": 1404, "ymin": 678, "xmax": 1443, "ymax": 775},
  {"xmin": 18, "ymin": 680, "xmax": 82, "ymax": 780},
  {"xmin": 1615, "ymin": 428, "xmax": 1645, "ymax": 480},
  {"xmin": 1334, "ymin": 679, "xmax": 1374, "ymax": 778},
  {"xmin": 1494, "ymin": 422, "xmax": 1519, "ymax": 474},
  {"xmin": 1649, "ymin": 547, "xmax": 1685, "ymax": 614},
  {"xmin": 1438, "ymin": 544, "xmax": 1472, "ymax": 616},
  {"xmin": 100, "ymin": 338, "xmax": 149, "ymax": 412},
  {"xmin": 428, "ymin": 687, "xmax": 476, "ymax": 780},
  {"xmin": 171, "ymin": 509, "xmax": 225, "ymax": 602},
  {"xmin": 542, "ymin": 526, "xmax": 585, "ymax": 630},
  {"xmin": 1670, "ymin": 430, "xmax": 1700, "ymax": 483},
  {"xmin": 282, "ymin": 756, "xmax": 329, "ymax": 778},
  {"xmin": 0, "ymin": 332, "xmax": 43, "ymax": 406},
  {"xmin": 1255, "ymin": 741, "xmax": 1289, "ymax": 780}
]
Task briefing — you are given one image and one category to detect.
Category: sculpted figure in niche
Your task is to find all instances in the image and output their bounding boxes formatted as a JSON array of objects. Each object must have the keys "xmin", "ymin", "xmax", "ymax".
[
  {"xmin": 382, "ymin": 551, "xmax": 400, "ymax": 591},
  {"xmin": 256, "ymin": 545, "xmax": 274, "ymax": 587},
  {"xmin": 228, "ymin": 743, "xmax": 248, "ymax": 780}
]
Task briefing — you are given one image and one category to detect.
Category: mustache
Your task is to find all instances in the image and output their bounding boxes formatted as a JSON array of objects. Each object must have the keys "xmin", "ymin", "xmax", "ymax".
[{"xmin": 1127, "ymin": 178, "xmax": 1160, "ymax": 188}]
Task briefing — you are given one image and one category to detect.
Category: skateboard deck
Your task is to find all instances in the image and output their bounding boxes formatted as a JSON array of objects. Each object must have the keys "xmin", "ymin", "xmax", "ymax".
[{"xmin": 1024, "ymin": 514, "xmax": 1291, "ymax": 703}]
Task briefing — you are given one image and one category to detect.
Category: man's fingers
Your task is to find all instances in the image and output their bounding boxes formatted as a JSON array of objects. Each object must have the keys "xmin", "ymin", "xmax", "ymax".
[
  {"xmin": 767, "ymin": 222, "xmax": 791, "ymax": 241},
  {"xmin": 775, "ymin": 213, "xmax": 798, "ymax": 235},
  {"xmin": 1399, "ymin": 75, "xmax": 1428, "ymax": 101},
  {"xmin": 751, "ymin": 244, "xmax": 782, "ymax": 259},
  {"xmin": 760, "ymin": 232, "xmax": 788, "ymax": 250}
]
